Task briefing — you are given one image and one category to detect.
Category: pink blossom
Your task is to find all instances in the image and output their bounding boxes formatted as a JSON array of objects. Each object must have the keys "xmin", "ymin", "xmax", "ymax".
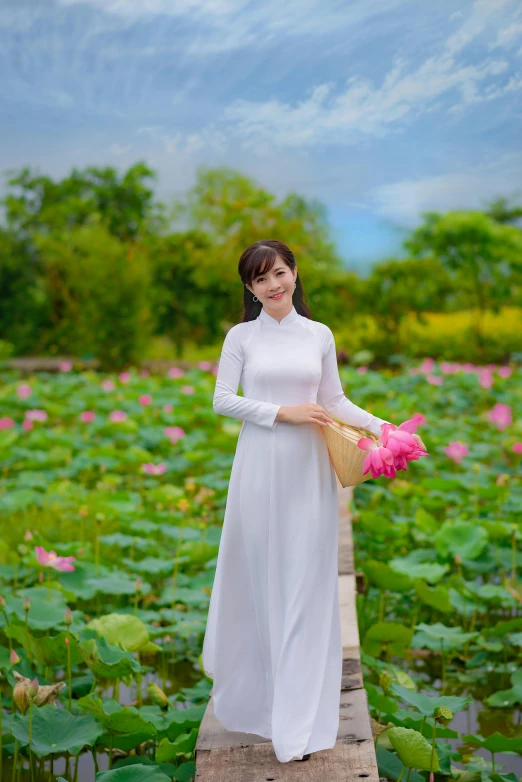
[
  {"xmin": 80, "ymin": 411, "xmax": 96, "ymax": 423},
  {"xmin": 101, "ymin": 379, "xmax": 115, "ymax": 392},
  {"xmin": 141, "ymin": 462, "xmax": 167, "ymax": 475},
  {"xmin": 10, "ymin": 648, "xmax": 20, "ymax": 665},
  {"xmin": 356, "ymin": 366, "xmax": 368, "ymax": 374},
  {"xmin": 109, "ymin": 410, "xmax": 127, "ymax": 422},
  {"xmin": 25, "ymin": 409, "xmax": 47, "ymax": 422},
  {"xmin": 478, "ymin": 369, "xmax": 494, "ymax": 389},
  {"xmin": 22, "ymin": 420, "xmax": 33, "ymax": 431},
  {"xmin": 497, "ymin": 366, "xmax": 512, "ymax": 378},
  {"xmin": 140, "ymin": 369, "xmax": 150, "ymax": 377},
  {"xmin": 488, "ymin": 403, "xmax": 512, "ymax": 431},
  {"xmin": 139, "ymin": 394, "xmax": 152, "ymax": 406},
  {"xmin": 168, "ymin": 367, "xmax": 185, "ymax": 379},
  {"xmin": 164, "ymin": 426, "xmax": 186, "ymax": 443},
  {"xmin": 411, "ymin": 412, "xmax": 427, "ymax": 425},
  {"xmin": 59, "ymin": 361, "xmax": 72, "ymax": 372},
  {"xmin": 35, "ymin": 545, "xmax": 76, "ymax": 572},
  {"xmin": 444, "ymin": 441, "xmax": 469, "ymax": 463},
  {"xmin": 357, "ymin": 418, "xmax": 429, "ymax": 479},
  {"xmin": 512, "ymin": 442, "xmax": 522, "ymax": 455},
  {"xmin": 426, "ymin": 374, "xmax": 443, "ymax": 385},
  {"xmin": 163, "ymin": 404, "xmax": 173, "ymax": 413},
  {"xmin": 119, "ymin": 372, "xmax": 131, "ymax": 383},
  {"xmin": 0, "ymin": 417, "xmax": 16, "ymax": 430},
  {"xmin": 198, "ymin": 361, "xmax": 213, "ymax": 371},
  {"xmin": 16, "ymin": 384, "xmax": 32, "ymax": 399},
  {"xmin": 440, "ymin": 361, "xmax": 459, "ymax": 374},
  {"xmin": 24, "ymin": 530, "xmax": 33, "ymax": 541},
  {"xmin": 181, "ymin": 385, "xmax": 195, "ymax": 395},
  {"xmin": 212, "ymin": 366, "xmax": 219, "ymax": 376},
  {"xmin": 419, "ymin": 358, "xmax": 436, "ymax": 374}
]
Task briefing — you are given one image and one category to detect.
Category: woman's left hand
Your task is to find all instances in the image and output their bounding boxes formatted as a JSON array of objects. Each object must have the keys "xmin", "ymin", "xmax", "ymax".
[{"xmin": 412, "ymin": 433, "xmax": 427, "ymax": 451}]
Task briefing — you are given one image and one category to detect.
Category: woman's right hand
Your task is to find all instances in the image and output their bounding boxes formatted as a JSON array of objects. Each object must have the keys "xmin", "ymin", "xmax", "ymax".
[{"xmin": 277, "ymin": 404, "xmax": 334, "ymax": 426}]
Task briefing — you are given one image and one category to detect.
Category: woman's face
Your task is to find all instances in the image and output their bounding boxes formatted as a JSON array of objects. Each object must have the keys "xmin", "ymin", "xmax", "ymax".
[{"xmin": 246, "ymin": 258, "xmax": 298, "ymax": 311}]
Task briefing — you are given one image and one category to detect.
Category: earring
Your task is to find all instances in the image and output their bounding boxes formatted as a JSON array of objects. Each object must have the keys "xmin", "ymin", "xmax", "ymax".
[{"xmin": 253, "ymin": 295, "xmax": 259, "ymax": 302}]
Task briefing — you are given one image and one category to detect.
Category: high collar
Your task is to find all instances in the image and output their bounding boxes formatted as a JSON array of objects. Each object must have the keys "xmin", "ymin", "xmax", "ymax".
[{"xmin": 258, "ymin": 304, "xmax": 299, "ymax": 327}]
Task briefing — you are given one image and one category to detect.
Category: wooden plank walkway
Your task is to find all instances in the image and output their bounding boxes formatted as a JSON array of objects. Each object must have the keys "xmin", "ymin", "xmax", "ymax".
[{"xmin": 195, "ymin": 476, "xmax": 379, "ymax": 780}]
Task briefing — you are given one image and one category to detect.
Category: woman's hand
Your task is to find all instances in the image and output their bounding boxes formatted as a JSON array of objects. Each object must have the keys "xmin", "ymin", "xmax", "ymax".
[{"xmin": 277, "ymin": 404, "xmax": 334, "ymax": 426}]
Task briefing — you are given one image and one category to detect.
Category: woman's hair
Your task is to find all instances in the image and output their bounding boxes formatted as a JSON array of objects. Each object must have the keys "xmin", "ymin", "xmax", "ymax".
[{"xmin": 238, "ymin": 240, "xmax": 312, "ymax": 323}]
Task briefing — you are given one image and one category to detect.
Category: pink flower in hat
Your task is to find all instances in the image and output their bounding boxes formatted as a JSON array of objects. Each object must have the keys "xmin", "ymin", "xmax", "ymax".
[{"xmin": 357, "ymin": 418, "xmax": 428, "ymax": 479}]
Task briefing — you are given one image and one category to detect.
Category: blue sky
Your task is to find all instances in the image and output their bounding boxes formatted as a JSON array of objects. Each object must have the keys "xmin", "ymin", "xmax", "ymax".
[{"xmin": 1, "ymin": 0, "xmax": 521, "ymax": 273}]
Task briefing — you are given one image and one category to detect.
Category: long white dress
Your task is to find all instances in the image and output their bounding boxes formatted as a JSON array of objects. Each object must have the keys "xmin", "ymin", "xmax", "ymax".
[{"xmin": 201, "ymin": 304, "xmax": 388, "ymax": 763}]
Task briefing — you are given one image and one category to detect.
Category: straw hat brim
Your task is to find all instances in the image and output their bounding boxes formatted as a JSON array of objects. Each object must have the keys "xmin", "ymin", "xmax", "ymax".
[{"xmin": 321, "ymin": 415, "xmax": 379, "ymax": 488}]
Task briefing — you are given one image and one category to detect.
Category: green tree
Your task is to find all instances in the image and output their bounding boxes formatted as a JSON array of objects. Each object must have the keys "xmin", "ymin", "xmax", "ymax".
[{"xmin": 404, "ymin": 211, "xmax": 522, "ymax": 350}]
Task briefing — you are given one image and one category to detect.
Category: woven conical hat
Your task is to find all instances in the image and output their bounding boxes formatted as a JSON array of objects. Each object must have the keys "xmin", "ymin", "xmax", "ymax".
[{"xmin": 321, "ymin": 416, "xmax": 378, "ymax": 488}]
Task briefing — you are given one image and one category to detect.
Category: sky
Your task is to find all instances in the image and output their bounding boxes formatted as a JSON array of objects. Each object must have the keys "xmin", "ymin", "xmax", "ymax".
[{"xmin": 1, "ymin": 0, "xmax": 521, "ymax": 273}]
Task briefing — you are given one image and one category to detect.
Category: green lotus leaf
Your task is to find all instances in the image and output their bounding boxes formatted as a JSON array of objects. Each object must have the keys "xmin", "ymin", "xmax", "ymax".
[
  {"xmin": 10, "ymin": 704, "xmax": 103, "ymax": 757},
  {"xmin": 362, "ymin": 561, "xmax": 413, "ymax": 592},
  {"xmin": 411, "ymin": 622, "xmax": 478, "ymax": 651},
  {"xmin": 5, "ymin": 626, "xmax": 82, "ymax": 667},
  {"xmin": 390, "ymin": 683, "xmax": 471, "ymax": 716},
  {"xmin": 86, "ymin": 573, "xmax": 152, "ymax": 596},
  {"xmin": 78, "ymin": 695, "xmax": 157, "ymax": 738},
  {"xmin": 155, "ymin": 728, "xmax": 199, "ymax": 762},
  {"xmin": 87, "ymin": 613, "xmax": 160, "ymax": 652},
  {"xmin": 485, "ymin": 669, "xmax": 522, "ymax": 708},
  {"xmin": 123, "ymin": 557, "xmax": 174, "ymax": 576},
  {"xmin": 435, "ymin": 521, "xmax": 488, "ymax": 560},
  {"xmin": 362, "ymin": 622, "xmax": 413, "ymax": 658},
  {"xmin": 389, "ymin": 559, "xmax": 449, "ymax": 584},
  {"xmin": 78, "ymin": 636, "xmax": 145, "ymax": 679},
  {"xmin": 376, "ymin": 745, "xmax": 426, "ymax": 782},
  {"xmin": 94, "ymin": 763, "xmax": 171, "ymax": 781},
  {"xmin": 414, "ymin": 508, "xmax": 438, "ymax": 535},
  {"xmin": 4, "ymin": 588, "xmax": 69, "ymax": 630},
  {"xmin": 388, "ymin": 726, "xmax": 440, "ymax": 771},
  {"xmin": 462, "ymin": 731, "xmax": 522, "ymax": 753},
  {"xmin": 414, "ymin": 581, "xmax": 452, "ymax": 613}
]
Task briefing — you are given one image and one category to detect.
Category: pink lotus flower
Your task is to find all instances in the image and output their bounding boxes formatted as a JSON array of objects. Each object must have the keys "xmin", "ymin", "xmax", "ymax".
[
  {"xmin": 498, "ymin": 366, "xmax": 512, "ymax": 378},
  {"xmin": 24, "ymin": 530, "xmax": 33, "ymax": 541},
  {"xmin": 109, "ymin": 410, "xmax": 127, "ymax": 422},
  {"xmin": 356, "ymin": 366, "xmax": 368, "ymax": 374},
  {"xmin": 10, "ymin": 648, "xmax": 20, "ymax": 665},
  {"xmin": 22, "ymin": 420, "xmax": 33, "ymax": 431},
  {"xmin": 426, "ymin": 374, "xmax": 443, "ymax": 385},
  {"xmin": 181, "ymin": 385, "xmax": 195, "ymax": 395},
  {"xmin": 59, "ymin": 361, "xmax": 72, "ymax": 372},
  {"xmin": 198, "ymin": 361, "xmax": 213, "ymax": 371},
  {"xmin": 478, "ymin": 369, "xmax": 493, "ymax": 389},
  {"xmin": 80, "ymin": 411, "xmax": 96, "ymax": 423},
  {"xmin": 444, "ymin": 441, "xmax": 469, "ymax": 463},
  {"xmin": 101, "ymin": 379, "xmax": 115, "ymax": 392},
  {"xmin": 140, "ymin": 369, "xmax": 150, "ymax": 377},
  {"xmin": 35, "ymin": 545, "xmax": 76, "ymax": 572},
  {"xmin": 119, "ymin": 372, "xmax": 131, "ymax": 383},
  {"xmin": 141, "ymin": 462, "xmax": 167, "ymax": 475},
  {"xmin": 17, "ymin": 384, "xmax": 32, "ymax": 399},
  {"xmin": 139, "ymin": 394, "xmax": 152, "ymax": 406},
  {"xmin": 163, "ymin": 404, "xmax": 173, "ymax": 413},
  {"xmin": 419, "ymin": 358, "xmax": 436, "ymax": 374},
  {"xmin": 164, "ymin": 426, "xmax": 186, "ymax": 443},
  {"xmin": 0, "ymin": 417, "xmax": 15, "ymax": 430},
  {"xmin": 357, "ymin": 418, "xmax": 429, "ymax": 479},
  {"xmin": 212, "ymin": 366, "xmax": 219, "ymax": 376},
  {"xmin": 411, "ymin": 412, "xmax": 427, "ymax": 425},
  {"xmin": 488, "ymin": 403, "xmax": 512, "ymax": 431},
  {"xmin": 25, "ymin": 409, "xmax": 47, "ymax": 422},
  {"xmin": 168, "ymin": 367, "xmax": 184, "ymax": 379},
  {"xmin": 513, "ymin": 442, "xmax": 522, "ymax": 455}
]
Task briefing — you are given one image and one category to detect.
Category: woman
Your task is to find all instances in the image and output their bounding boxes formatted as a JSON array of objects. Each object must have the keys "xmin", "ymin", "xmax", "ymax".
[{"xmin": 201, "ymin": 240, "xmax": 420, "ymax": 763}]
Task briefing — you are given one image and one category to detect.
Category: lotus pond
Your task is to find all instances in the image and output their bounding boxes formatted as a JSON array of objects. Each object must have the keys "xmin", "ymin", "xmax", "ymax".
[{"xmin": 0, "ymin": 357, "xmax": 520, "ymax": 781}]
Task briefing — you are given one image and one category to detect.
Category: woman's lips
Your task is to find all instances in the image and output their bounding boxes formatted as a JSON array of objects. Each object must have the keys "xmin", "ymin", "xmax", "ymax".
[{"xmin": 270, "ymin": 292, "xmax": 284, "ymax": 299}]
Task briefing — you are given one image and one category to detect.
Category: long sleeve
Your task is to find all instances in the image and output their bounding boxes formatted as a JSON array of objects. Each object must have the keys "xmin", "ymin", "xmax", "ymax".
[
  {"xmin": 317, "ymin": 327, "xmax": 390, "ymax": 437},
  {"xmin": 213, "ymin": 326, "xmax": 281, "ymax": 430}
]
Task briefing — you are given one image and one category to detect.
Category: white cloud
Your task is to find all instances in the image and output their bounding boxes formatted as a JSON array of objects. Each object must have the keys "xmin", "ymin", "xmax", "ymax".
[{"xmin": 367, "ymin": 151, "xmax": 522, "ymax": 225}]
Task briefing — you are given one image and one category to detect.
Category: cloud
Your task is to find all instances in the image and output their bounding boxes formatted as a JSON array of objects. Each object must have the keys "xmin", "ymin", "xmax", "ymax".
[
  {"xmin": 211, "ymin": 0, "xmax": 522, "ymax": 150},
  {"xmin": 367, "ymin": 151, "xmax": 522, "ymax": 225}
]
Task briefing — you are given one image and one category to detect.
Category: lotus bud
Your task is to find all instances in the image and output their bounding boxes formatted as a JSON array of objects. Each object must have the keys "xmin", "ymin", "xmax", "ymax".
[
  {"xmin": 0, "ymin": 594, "xmax": 5, "ymax": 608},
  {"xmin": 10, "ymin": 648, "xmax": 20, "ymax": 665},
  {"xmin": 454, "ymin": 554, "xmax": 462, "ymax": 565},
  {"xmin": 472, "ymin": 464, "xmax": 481, "ymax": 473},
  {"xmin": 379, "ymin": 670, "xmax": 394, "ymax": 695},
  {"xmin": 13, "ymin": 679, "xmax": 30, "ymax": 715},
  {"xmin": 434, "ymin": 705, "xmax": 453, "ymax": 726},
  {"xmin": 147, "ymin": 681, "xmax": 169, "ymax": 710},
  {"xmin": 23, "ymin": 597, "xmax": 30, "ymax": 612},
  {"xmin": 27, "ymin": 676, "xmax": 39, "ymax": 700},
  {"xmin": 24, "ymin": 530, "xmax": 33, "ymax": 542},
  {"xmin": 496, "ymin": 473, "xmax": 510, "ymax": 487},
  {"xmin": 65, "ymin": 636, "xmax": 70, "ymax": 646},
  {"xmin": 64, "ymin": 606, "xmax": 73, "ymax": 626},
  {"xmin": 135, "ymin": 578, "xmax": 142, "ymax": 593}
]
